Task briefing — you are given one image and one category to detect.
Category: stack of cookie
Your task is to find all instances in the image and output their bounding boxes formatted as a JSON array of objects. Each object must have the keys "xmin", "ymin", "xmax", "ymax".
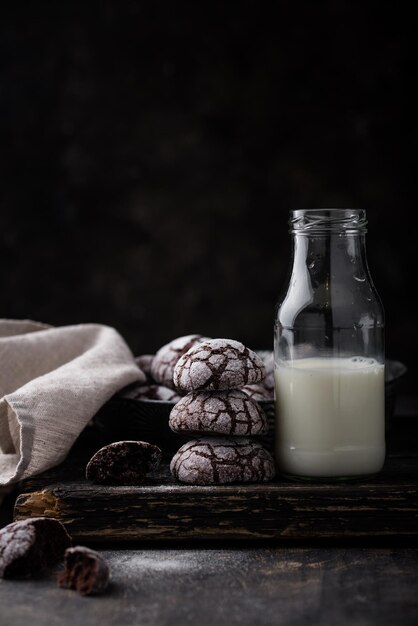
[{"xmin": 169, "ymin": 338, "xmax": 275, "ymax": 485}]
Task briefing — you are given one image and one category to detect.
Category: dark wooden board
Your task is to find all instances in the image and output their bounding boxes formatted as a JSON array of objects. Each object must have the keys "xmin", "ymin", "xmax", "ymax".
[
  {"xmin": 13, "ymin": 459, "xmax": 418, "ymax": 542},
  {"xmin": 13, "ymin": 417, "xmax": 418, "ymax": 542}
]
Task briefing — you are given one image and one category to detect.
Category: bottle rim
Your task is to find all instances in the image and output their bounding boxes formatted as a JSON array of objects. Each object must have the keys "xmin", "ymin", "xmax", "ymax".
[{"xmin": 290, "ymin": 209, "xmax": 368, "ymax": 234}]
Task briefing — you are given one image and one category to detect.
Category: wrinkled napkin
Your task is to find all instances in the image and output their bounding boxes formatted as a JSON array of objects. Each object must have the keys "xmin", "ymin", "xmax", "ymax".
[{"xmin": 0, "ymin": 319, "xmax": 143, "ymax": 504}]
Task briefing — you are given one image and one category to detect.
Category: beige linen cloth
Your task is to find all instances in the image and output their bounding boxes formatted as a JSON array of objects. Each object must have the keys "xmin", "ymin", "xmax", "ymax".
[{"xmin": 0, "ymin": 319, "xmax": 143, "ymax": 504}]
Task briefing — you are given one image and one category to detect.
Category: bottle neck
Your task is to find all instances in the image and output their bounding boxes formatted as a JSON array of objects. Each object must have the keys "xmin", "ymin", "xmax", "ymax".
[
  {"xmin": 289, "ymin": 209, "xmax": 369, "ymax": 281},
  {"xmin": 277, "ymin": 229, "xmax": 382, "ymax": 330},
  {"xmin": 292, "ymin": 231, "xmax": 368, "ymax": 282},
  {"xmin": 276, "ymin": 209, "xmax": 384, "ymax": 362}
]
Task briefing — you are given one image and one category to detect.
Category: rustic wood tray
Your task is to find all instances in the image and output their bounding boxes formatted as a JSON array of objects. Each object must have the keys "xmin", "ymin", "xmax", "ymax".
[{"xmin": 13, "ymin": 416, "xmax": 418, "ymax": 543}]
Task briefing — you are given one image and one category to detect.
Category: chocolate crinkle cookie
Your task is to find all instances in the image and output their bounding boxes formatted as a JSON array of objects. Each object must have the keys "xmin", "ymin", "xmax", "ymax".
[
  {"xmin": 122, "ymin": 382, "xmax": 181, "ymax": 402},
  {"xmin": 169, "ymin": 389, "xmax": 268, "ymax": 436},
  {"xmin": 260, "ymin": 351, "xmax": 274, "ymax": 393},
  {"xmin": 242, "ymin": 383, "xmax": 273, "ymax": 402},
  {"xmin": 0, "ymin": 517, "xmax": 71, "ymax": 579},
  {"xmin": 170, "ymin": 437, "xmax": 275, "ymax": 485},
  {"xmin": 58, "ymin": 546, "xmax": 109, "ymax": 596},
  {"xmin": 86, "ymin": 440, "xmax": 162, "ymax": 485},
  {"xmin": 173, "ymin": 339, "xmax": 265, "ymax": 392},
  {"xmin": 134, "ymin": 354, "xmax": 155, "ymax": 381},
  {"xmin": 151, "ymin": 334, "xmax": 209, "ymax": 389},
  {"xmin": 243, "ymin": 352, "xmax": 274, "ymax": 401}
]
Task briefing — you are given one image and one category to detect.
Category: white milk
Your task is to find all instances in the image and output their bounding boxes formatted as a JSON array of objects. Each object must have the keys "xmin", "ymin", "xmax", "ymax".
[{"xmin": 275, "ymin": 357, "xmax": 385, "ymax": 478}]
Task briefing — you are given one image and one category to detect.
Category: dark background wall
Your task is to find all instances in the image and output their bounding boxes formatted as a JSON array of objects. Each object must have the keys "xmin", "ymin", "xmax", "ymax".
[{"xmin": 0, "ymin": 1, "xmax": 416, "ymax": 390}]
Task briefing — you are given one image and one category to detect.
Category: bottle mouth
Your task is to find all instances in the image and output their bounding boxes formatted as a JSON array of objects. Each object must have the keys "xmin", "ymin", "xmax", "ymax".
[{"xmin": 290, "ymin": 209, "xmax": 368, "ymax": 234}]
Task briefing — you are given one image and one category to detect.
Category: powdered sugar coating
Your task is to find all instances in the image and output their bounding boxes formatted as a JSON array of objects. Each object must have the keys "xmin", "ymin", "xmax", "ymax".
[
  {"xmin": 170, "ymin": 437, "xmax": 275, "ymax": 485},
  {"xmin": 173, "ymin": 339, "xmax": 265, "ymax": 392},
  {"xmin": 151, "ymin": 335, "xmax": 209, "ymax": 389},
  {"xmin": 169, "ymin": 389, "xmax": 268, "ymax": 436}
]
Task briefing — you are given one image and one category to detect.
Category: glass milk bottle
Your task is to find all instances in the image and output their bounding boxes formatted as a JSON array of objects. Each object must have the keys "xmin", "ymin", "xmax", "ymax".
[{"xmin": 274, "ymin": 209, "xmax": 385, "ymax": 480}]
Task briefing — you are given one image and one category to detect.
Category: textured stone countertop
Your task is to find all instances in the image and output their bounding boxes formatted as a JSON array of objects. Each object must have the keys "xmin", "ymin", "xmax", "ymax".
[{"xmin": 0, "ymin": 543, "xmax": 418, "ymax": 626}]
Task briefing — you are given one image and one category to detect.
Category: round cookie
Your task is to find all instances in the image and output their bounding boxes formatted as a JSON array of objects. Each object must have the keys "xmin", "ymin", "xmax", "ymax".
[
  {"xmin": 243, "ymin": 351, "xmax": 274, "ymax": 400},
  {"xmin": 170, "ymin": 437, "xmax": 275, "ymax": 485},
  {"xmin": 242, "ymin": 383, "xmax": 273, "ymax": 402},
  {"xmin": 255, "ymin": 350, "xmax": 272, "ymax": 362},
  {"xmin": 169, "ymin": 389, "xmax": 268, "ymax": 436},
  {"xmin": 151, "ymin": 335, "xmax": 209, "ymax": 389},
  {"xmin": 0, "ymin": 518, "xmax": 71, "ymax": 579},
  {"xmin": 260, "ymin": 351, "xmax": 274, "ymax": 393},
  {"xmin": 173, "ymin": 339, "xmax": 265, "ymax": 392},
  {"xmin": 135, "ymin": 355, "xmax": 155, "ymax": 381}
]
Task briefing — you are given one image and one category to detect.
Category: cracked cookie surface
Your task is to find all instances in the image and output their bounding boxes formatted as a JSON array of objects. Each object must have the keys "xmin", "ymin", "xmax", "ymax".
[
  {"xmin": 170, "ymin": 437, "xmax": 275, "ymax": 484},
  {"xmin": 173, "ymin": 339, "xmax": 265, "ymax": 392},
  {"xmin": 151, "ymin": 334, "xmax": 209, "ymax": 389},
  {"xmin": 169, "ymin": 389, "xmax": 268, "ymax": 436}
]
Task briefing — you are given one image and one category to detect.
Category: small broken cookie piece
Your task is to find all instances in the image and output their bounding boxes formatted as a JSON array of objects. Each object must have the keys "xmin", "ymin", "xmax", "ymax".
[
  {"xmin": 170, "ymin": 437, "xmax": 275, "ymax": 485},
  {"xmin": 169, "ymin": 389, "xmax": 268, "ymax": 436},
  {"xmin": 173, "ymin": 339, "xmax": 265, "ymax": 392},
  {"xmin": 58, "ymin": 546, "xmax": 109, "ymax": 596},
  {"xmin": 0, "ymin": 517, "xmax": 71, "ymax": 579},
  {"xmin": 134, "ymin": 355, "xmax": 155, "ymax": 381},
  {"xmin": 151, "ymin": 334, "xmax": 209, "ymax": 389},
  {"xmin": 86, "ymin": 440, "xmax": 162, "ymax": 485},
  {"xmin": 122, "ymin": 382, "xmax": 181, "ymax": 402}
]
